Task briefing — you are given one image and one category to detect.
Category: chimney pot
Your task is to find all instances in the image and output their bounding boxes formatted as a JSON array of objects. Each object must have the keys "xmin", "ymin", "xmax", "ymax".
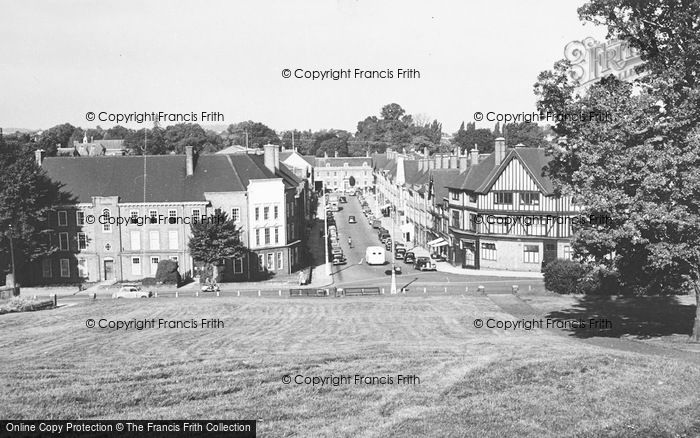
[{"xmin": 185, "ymin": 146, "xmax": 194, "ymax": 176}]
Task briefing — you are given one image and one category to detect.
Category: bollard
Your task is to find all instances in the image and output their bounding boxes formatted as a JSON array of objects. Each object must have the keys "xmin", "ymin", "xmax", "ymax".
[
  {"xmin": 512, "ymin": 285, "xmax": 519, "ymax": 294},
  {"xmin": 423, "ymin": 287, "xmax": 426, "ymax": 294},
  {"xmin": 154, "ymin": 292, "xmax": 158, "ymax": 298},
  {"xmin": 33, "ymin": 295, "xmax": 37, "ymax": 300},
  {"xmin": 477, "ymin": 285, "xmax": 485, "ymax": 295},
  {"xmin": 91, "ymin": 292, "xmax": 97, "ymax": 300},
  {"xmin": 196, "ymin": 290, "xmax": 199, "ymax": 297},
  {"xmin": 381, "ymin": 288, "xmax": 385, "ymax": 294},
  {"xmin": 465, "ymin": 285, "xmax": 469, "ymax": 293},
  {"xmin": 528, "ymin": 285, "xmax": 532, "ymax": 292},
  {"xmin": 279, "ymin": 289, "xmax": 282, "ymax": 296},
  {"xmin": 258, "ymin": 290, "xmax": 261, "ymax": 297},
  {"xmin": 175, "ymin": 291, "xmax": 179, "ymax": 298},
  {"xmin": 216, "ymin": 290, "xmax": 220, "ymax": 297},
  {"xmin": 237, "ymin": 290, "xmax": 240, "ymax": 297},
  {"xmin": 444, "ymin": 287, "xmax": 447, "ymax": 293},
  {"xmin": 50, "ymin": 294, "xmax": 57, "ymax": 307}
]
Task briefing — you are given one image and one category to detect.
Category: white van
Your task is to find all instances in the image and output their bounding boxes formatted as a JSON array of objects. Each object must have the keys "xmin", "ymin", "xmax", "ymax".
[{"xmin": 365, "ymin": 246, "xmax": 386, "ymax": 265}]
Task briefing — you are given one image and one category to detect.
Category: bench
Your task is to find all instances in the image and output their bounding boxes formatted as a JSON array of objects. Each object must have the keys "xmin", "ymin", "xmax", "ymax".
[
  {"xmin": 342, "ymin": 287, "xmax": 381, "ymax": 296},
  {"xmin": 289, "ymin": 288, "xmax": 329, "ymax": 297}
]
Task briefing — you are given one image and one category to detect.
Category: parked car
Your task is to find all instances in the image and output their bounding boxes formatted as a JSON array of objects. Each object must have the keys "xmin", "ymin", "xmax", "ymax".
[
  {"xmin": 377, "ymin": 227, "xmax": 388, "ymax": 235},
  {"xmin": 415, "ymin": 257, "xmax": 437, "ymax": 271},
  {"xmin": 395, "ymin": 247, "xmax": 406, "ymax": 259},
  {"xmin": 404, "ymin": 252, "xmax": 416, "ymax": 264},
  {"xmin": 384, "ymin": 239, "xmax": 393, "ymax": 251},
  {"xmin": 379, "ymin": 232, "xmax": 391, "ymax": 243},
  {"xmin": 332, "ymin": 255, "xmax": 347, "ymax": 265},
  {"xmin": 331, "ymin": 248, "xmax": 344, "ymax": 257},
  {"xmin": 430, "ymin": 253, "xmax": 447, "ymax": 262},
  {"xmin": 339, "ymin": 196, "xmax": 347, "ymax": 203},
  {"xmin": 114, "ymin": 286, "xmax": 152, "ymax": 299},
  {"xmin": 348, "ymin": 215, "xmax": 357, "ymax": 224},
  {"xmin": 372, "ymin": 219, "xmax": 382, "ymax": 229}
]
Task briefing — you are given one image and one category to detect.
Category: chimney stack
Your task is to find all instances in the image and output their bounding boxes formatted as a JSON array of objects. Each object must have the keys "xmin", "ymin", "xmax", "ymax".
[
  {"xmin": 185, "ymin": 146, "xmax": 194, "ymax": 176},
  {"xmin": 35, "ymin": 149, "xmax": 44, "ymax": 166},
  {"xmin": 263, "ymin": 143, "xmax": 279, "ymax": 173},
  {"xmin": 494, "ymin": 137, "xmax": 506, "ymax": 167},
  {"xmin": 470, "ymin": 145, "xmax": 479, "ymax": 167}
]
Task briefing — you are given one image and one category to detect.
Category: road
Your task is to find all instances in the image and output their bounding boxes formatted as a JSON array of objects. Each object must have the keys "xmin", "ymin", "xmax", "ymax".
[{"xmin": 327, "ymin": 194, "xmax": 539, "ymax": 292}]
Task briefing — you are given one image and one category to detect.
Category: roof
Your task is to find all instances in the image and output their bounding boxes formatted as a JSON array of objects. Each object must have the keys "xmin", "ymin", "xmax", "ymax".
[
  {"xmin": 42, "ymin": 153, "xmax": 298, "ymax": 203},
  {"xmin": 446, "ymin": 147, "xmax": 554, "ymax": 194},
  {"xmin": 216, "ymin": 145, "xmax": 248, "ymax": 154},
  {"xmin": 315, "ymin": 156, "xmax": 372, "ymax": 167}
]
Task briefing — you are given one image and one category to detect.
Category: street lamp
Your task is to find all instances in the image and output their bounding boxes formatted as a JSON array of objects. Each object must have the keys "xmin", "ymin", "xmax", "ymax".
[{"xmin": 7, "ymin": 224, "xmax": 16, "ymax": 291}]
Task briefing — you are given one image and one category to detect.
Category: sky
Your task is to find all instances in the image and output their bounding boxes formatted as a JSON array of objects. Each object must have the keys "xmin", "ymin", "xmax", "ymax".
[{"xmin": 0, "ymin": 0, "xmax": 607, "ymax": 134}]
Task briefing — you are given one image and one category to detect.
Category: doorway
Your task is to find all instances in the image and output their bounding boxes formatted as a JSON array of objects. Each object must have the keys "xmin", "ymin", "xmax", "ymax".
[{"xmin": 104, "ymin": 259, "xmax": 114, "ymax": 280}]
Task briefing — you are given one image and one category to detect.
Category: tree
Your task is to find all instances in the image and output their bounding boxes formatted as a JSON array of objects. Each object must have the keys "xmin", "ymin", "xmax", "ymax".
[
  {"xmin": 381, "ymin": 103, "xmax": 406, "ymax": 121},
  {"xmin": 188, "ymin": 212, "xmax": 247, "ymax": 282},
  {"xmin": 356, "ymin": 104, "xmax": 442, "ymax": 154},
  {"xmin": 163, "ymin": 123, "xmax": 217, "ymax": 154},
  {"xmin": 223, "ymin": 121, "xmax": 279, "ymax": 149},
  {"xmin": 104, "ymin": 125, "xmax": 132, "ymax": 140},
  {"xmin": 348, "ymin": 175, "xmax": 356, "ymax": 187},
  {"xmin": 534, "ymin": 0, "xmax": 700, "ymax": 341},
  {"xmin": 502, "ymin": 122, "xmax": 549, "ymax": 148},
  {"xmin": 0, "ymin": 145, "xmax": 70, "ymax": 284},
  {"xmin": 36, "ymin": 123, "xmax": 76, "ymax": 156}
]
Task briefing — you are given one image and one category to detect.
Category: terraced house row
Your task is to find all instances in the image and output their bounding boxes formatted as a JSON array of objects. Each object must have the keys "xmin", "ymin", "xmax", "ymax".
[
  {"xmin": 373, "ymin": 138, "xmax": 582, "ymax": 272},
  {"xmin": 33, "ymin": 144, "xmax": 310, "ymax": 284}
]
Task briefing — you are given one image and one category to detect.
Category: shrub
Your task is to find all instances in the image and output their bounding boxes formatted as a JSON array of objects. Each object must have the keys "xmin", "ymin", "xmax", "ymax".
[
  {"xmin": 141, "ymin": 277, "xmax": 157, "ymax": 286},
  {"xmin": 578, "ymin": 266, "xmax": 621, "ymax": 295},
  {"xmin": 155, "ymin": 260, "xmax": 181, "ymax": 285},
  {"xmin": 543, "ymin": 259, "xmax": 586, "ymax": 294}
]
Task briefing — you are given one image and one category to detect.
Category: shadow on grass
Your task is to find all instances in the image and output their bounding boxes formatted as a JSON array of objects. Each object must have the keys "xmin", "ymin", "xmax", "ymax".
[{"xmin": 545, "ymin": 295, "xmax": 696, "ymax": 339}]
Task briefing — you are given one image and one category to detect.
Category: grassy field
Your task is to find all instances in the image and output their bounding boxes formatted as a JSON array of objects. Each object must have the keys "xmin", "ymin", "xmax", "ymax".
[{"xmin": 1, "ymin": 295, "xmax": 699, "ymax": 437}]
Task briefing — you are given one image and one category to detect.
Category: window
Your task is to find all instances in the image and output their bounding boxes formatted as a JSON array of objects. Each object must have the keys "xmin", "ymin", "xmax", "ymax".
[
  {"xmin": 168, "ymin": 230, "xmax": 178, "ymax": 249},
  {"xmin": 264, "ymin": 228, "xmax": 270, "ymax": 245},
  {"xmin": 76, "ymin": 211, "xmax": 85, "ymax": 226},
  {"xmin": 545, "ymin": 243, "xmax": 556, "ymax": 251},
  {"xmin": 481, "ymin": 243, "xmax": 497, "ymax": 261},
  {"xmin": 192, "ymin": 208, "xmax": 201, "ymax": 224},
  {"xmin": 523, "ymin": 245, "xmax": 540, "ymax": 263},
  {"xmin": 102, "ymin": 209, "xmax": 112, "ymax": 232},
  {"xmin": 168, "ymin": 209, "xmax": 177, "ymax": 224},
  {"xmin": 151, "ymin": 256, "xmax": 160, "ymax": 270},
  {"xmin": 149, "ymin": 231, "xmax": 160, "ymax": 250},
  {"xmin": 257, "ymin": 254, "xmax": 264, "ymax": 269},
  {"xmin": 494, "ymin": 192, "xmax": 513, "ymax": 205},
  {"xmin": 131, "ymin": 257, "xmax": 141, "ymax": 275},
  {"xmin": 264, "ymin": 206, "xmax": 269, "ymax": 220},
  {"xmin": 275, "ymin": 227, "xmax": 279, "ymax": 244},
  {"xmin": 58, "ymin": 211, "xmax": 68, "ymax": 227},
  {"xmin": 520, "ymin": 192, "xmax": 540, "ymax": 206},
  {"xmin": 149, "ymin": 209, "xmax": 158, "ymax": 223},
  {"xmin": 255, "ymin": 229, "xmax": 260, "ymax": 246},
  {"xmin": 130, "ymin": 231, "xmax": 140, "ymax": 250},
  {"xmin": 267, "ymin": 253, "xmax": 273, "ymax": 270},
  {"xmin": 273, "ymin": 205, "xmax": 278, "ymax": 219},
  {"xmin": 255, "ymin": 207, "xmax": 260, "ymax": 221},
  {"xmin": 451, "ymin": 210, "xmax": 461, "ymax": 229},
  {"xmin": 59, "ymin": 232, "xmax": 69, "ymax": 251},
  {"xmin": 451, "ymin": 191, "xmax": 459, "ymax": 201},
  {"xmin": 234, "ymin": 257, "xmax": 243, "ymax": 274},
  {"xmin": 60, "ymin": 259, "xmax": 70, "ymax": 278},
  {"xmin": 291, "ymin": 223, "xmax": 295, "ymax": 239},
  {"xmin": 77, "ymin": 259, "xmax": 88, "ymax": 278},
  {"xmin": 169, "ymin": 256, "xmax": 179, "ymax": 262},
  {"xmin": 78, "ymin": 232, "xmax": 87, "ymax": 250},
  {"xmin": 42, "ymin": 259, "xmax": 52, "ymax": 278},
  {"xmin": 130, "ymin": 210, "xmax": 139, "ymax": 222},
  {"xmin": 231, "ymin": 208, "xmax": 240, "ymax": 223},
  {"xmin": 563, "ymin": 245, "xmax": 573, "ymax": 260},
  {"xmin": 469, "ymin": 194, "xmax": 477, "ymax": 203},
  {"xmin": 277, "ymin": 252, "xmax": 283, "ymax": 270}
]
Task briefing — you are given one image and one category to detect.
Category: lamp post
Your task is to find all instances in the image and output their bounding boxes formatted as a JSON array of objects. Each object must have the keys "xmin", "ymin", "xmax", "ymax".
[
  {"xmin": 390, "ymin": 206, "xmax": 397, "ymax": 295},
  {"xmin": 7, "ymin": 224, "xmax": 16, "ymax": 289}
]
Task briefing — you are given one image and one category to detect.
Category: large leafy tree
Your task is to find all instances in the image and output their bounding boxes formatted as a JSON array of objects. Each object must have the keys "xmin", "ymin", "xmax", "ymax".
[
  {"xmin": 222, "ymin": 121, "xmax": 279, "ymax": 149},
  {"xmin": 0, "ymin": 142, "xmax": 71, "ymax": 284},
  {"xmin": 534, "ymin": 0, "xmax": 700, "ymax": 341},
  {"xmin": 451, "ymin": 121, "xmax": 495, "ymax": 153},
  {"xmin": 188, "ymin": 212, "xmax": 247, "ymax": 281},
  {"xmin": 36, "ymin": 123, "xmax": 76, "ymax": 156},
  {"xmin": 356, "ymin": 104, "xmax": 442, "ymax": 153}
]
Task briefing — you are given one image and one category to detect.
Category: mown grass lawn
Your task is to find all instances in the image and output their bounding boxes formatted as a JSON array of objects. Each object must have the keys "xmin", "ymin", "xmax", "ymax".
[{"xmin": 1, "ymin": 295, "xmax": 699, "ymax": 437}]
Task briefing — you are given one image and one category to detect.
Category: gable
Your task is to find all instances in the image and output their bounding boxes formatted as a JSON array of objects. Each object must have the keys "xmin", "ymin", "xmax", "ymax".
[{"xmin": 488, "ymin": 156, "xmax": 544, "ymax": 193}]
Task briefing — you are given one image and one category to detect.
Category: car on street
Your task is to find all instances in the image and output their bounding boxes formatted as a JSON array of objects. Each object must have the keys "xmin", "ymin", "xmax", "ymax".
[
  {"xmin": 348, "ymin": 215, "xmax": 356, "ymax": 224},
  {"xmin": 415, "ymin": 257, "xmax": 437, "ymax": 271},
  {"xmin": 379, "ymin": 232, "xmax": 391, "ymax": 243},
  {"xmin": 372, "ymin": 219, "xmax": 382, "ymax": 229},
  {"xmin": 332, "ymin": 255, "xmax": 347, "ymax": 265},
  {"xmin": 384, "ymin": 239, "xmax": 393, "ymax": 251},
  {"xmin": 403, "ymin": 252, "xmax": 416, "ymax": 264},
  {"xmin": 331, "ymin": 248, "xmax": 343, "ymax": 257},
  {"xmin": 339, "ymin": 196, "xmax": 347, "ymax": 203},
  {"xmin": 385, "ymin": 265, "xmax": 402, "ymax": 275},
  {"xmin": 395, "ymin": 247, "xmax": 406, "ymax": 259},
  {"xmin": 113, "ymin": 286, "xmax": 152, "ymax": 299}
]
